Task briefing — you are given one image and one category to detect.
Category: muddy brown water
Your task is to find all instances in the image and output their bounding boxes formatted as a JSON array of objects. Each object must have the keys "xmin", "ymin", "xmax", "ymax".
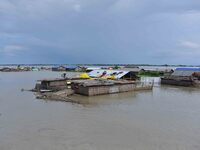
[{"xmin": 0, "ymin": 71, "xmax": 200, "ymax": 150}]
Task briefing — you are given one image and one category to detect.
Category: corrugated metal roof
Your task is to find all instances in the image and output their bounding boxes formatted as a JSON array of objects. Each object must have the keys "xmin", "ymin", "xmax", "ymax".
[
  {"xmin": 88, "ymin": 70, "xmax": 129, "ymax": 79},
  {"xmin": 172, "ymin": 70, "xmax": 195, "ymax": 76},
  {"xmin": 175, "ymin": 68, "xmax": 200, "ymax": 71},
  {"xmin": 86, "ymin": 67, "xmax": 101, "ymax": 70},
  {"xmin": 122, "ymin": 67, "xmax": 140, "ymax": 72}
]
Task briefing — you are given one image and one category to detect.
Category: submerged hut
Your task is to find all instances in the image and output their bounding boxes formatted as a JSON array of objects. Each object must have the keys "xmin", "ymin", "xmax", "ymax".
[
  {"xmin": 71, "ymin": 79, "xmax": 137, "ymax": 96},
  {"xmin": 34, "ymin": 77, "xmax": 86, "ymax": 92},
  {"xmin": 35, "ymin": 78, "xmax": 68, "ymax": 91},
  {"xmin": 161, "ymin": 68, "xmax": 200, "ymax": 87},
  {"xmin": 71, "ymin": 79, "xmax": 152, "ymax": 96}
]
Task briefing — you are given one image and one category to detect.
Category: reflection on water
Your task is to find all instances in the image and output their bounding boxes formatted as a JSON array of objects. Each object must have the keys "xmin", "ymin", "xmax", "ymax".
[{"xmin": 0, "ymin": 71, "xmax": 200, "ymax": 150}]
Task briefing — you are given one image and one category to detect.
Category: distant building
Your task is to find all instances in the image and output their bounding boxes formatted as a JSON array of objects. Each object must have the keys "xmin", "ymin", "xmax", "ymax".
[
  {"xmin": 171, "ymin": 68, "xmax": 200, "ymax": 76},
  {"xmin": 65, "ymin": 65, "xmax": 78, "ymax": 71},
  {"xmin": 52, "ymin": 65, "xmax": 78, "ymax": 71},
  {"xmin": 52, "ymin": 66, "xmax": 66, "ymax": 71}
]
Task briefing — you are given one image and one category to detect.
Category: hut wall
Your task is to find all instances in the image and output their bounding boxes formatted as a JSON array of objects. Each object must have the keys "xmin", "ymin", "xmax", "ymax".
[
  {"xmin": 161, "ymin": 78, "xmax": 193, "ymax": 86},
  {"xmin": 49, "ymin": 81, "xmax": 66, "ymax": 87},
  {"xmin": 40, "ymin": 80, "xmax": 67, "ymax": 90},
  {"xmin": 74, "ymin": 86, "xmax": 90, "ymax": 96},
  {"xmin": 73, "ymin": 84, "xmax": 136, "ymax": 96}
]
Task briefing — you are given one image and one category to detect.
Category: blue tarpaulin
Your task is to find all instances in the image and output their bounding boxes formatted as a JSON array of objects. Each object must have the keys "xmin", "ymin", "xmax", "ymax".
[
  {"xmin": 65, "ymin": 66, "xmax": 78, "ymax": 69},
  {"xmin": 175, "ymin": 68, "xmax": 200, "ymax": 71},
  {"xmin": 52, "ymin": 66, "xmax": 60, "ymax": 69}
]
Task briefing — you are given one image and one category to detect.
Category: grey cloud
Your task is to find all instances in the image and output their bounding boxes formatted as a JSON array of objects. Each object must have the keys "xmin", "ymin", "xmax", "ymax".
[{"xmin": 1, "ymin": 0, "xmax": 200, "ymax": 64}]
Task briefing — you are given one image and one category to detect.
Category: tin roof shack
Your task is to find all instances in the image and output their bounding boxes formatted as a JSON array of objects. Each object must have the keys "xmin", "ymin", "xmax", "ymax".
[
  {"xmin": 65, "ymin": 65, "xmax": 78, "ymax": 71},
  {"xmin": 88, "ymin": 69, "xmax": 139, "ymax": 80},
  {"xmin": 161, "ymin": 68, "xmax": 200, "ymax": 87},
  {"xmin": 71, "ymin": 79, "xmax": 137, "ymax": 96}
]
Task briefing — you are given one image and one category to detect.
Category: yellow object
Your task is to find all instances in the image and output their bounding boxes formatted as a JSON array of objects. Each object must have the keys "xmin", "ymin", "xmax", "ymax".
[
  {"xmin": 102, "ymin": 75, "xmax": 116, "ymax": 79},
  {"xmin": 80, "ymin": 73, "xmax": 90, "ymax": 79}
]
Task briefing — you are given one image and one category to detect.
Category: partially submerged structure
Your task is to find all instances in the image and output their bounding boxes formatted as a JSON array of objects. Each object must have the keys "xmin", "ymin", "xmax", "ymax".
[
  {"xmin": 35, "ymin": 78, "xmax": 153, "ymax": 98},
  {"xmin": 65, "ymin": 65, "xmax": 78, "ymax": 71},
  {"xmin": 33, "ymin": 68, "xmax": 153, "ymax": 102},
  {"xmin": 52, "ymin": 65, "xmax": 78, "ymax": 71},
  {"xmin": 161, "ymin": 68, "xmax": 200, "ymax": 87},
  {"xmin": 35, "ymin": 78, "xmax": 68, "ymax": 91},
  {"xmin": 71, "ymin": 79, "xmax": 152, "ymax": 96},
  {"xmin": 35, "ymin": 77, "xmax": 83, "ymax": 92}
]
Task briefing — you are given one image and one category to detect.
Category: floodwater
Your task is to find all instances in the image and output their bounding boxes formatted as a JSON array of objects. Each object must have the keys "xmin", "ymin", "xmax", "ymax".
[{"xmin": 0, "ymin": 71, "xmax": 200, "ymax": 150}]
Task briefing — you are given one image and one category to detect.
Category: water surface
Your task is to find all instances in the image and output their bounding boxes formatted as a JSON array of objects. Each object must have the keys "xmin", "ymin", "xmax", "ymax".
[{"xmin": 0, "ymin": 71, "xmax": 200, "ymax": 150}]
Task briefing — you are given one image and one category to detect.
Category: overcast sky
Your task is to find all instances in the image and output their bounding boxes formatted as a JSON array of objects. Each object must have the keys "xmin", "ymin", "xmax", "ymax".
[{"xmin": 0, "ymin": 0, "xmax": 200, "ymax": 65}]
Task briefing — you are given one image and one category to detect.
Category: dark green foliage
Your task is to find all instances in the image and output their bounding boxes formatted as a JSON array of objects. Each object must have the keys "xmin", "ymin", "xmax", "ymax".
[{"xmin": 138, "ymin": 71, "xmax": 163, "ymax": 77}]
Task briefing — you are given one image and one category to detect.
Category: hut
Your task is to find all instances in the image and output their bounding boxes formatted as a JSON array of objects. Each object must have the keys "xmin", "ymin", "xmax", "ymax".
[
  {"xmin": 71, "ymin": 79, "xmax": 137, "ymax": 96},
  {"xmin": 161, "ymin": 68, "xmax": 200, "ymax": 87},
  {"xmin": 65, "ymin": 65, "xmax": 78, "ymax": 71},
  {"xmin": 35, "ymin": 78, "xmax": 68, "ymax": 91},
  {"xmin": 52, "ymin": 66, "xmax": 66, "ymax": 71},
  {"xmin": 34, "ymin": 77, "xmax": 86, "ymax": 92}
]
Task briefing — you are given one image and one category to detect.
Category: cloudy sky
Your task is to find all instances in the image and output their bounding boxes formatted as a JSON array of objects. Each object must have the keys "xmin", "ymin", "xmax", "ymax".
[{"xmin": 0, "ymin": 0, "xmax": 200, "ymax": 65}]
